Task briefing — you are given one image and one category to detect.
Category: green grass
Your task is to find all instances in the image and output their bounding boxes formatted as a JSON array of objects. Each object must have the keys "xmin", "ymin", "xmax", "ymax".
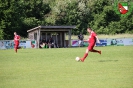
[{"xmin": 0, "ymin": 46, "xmax": 133, "ymax": 88}]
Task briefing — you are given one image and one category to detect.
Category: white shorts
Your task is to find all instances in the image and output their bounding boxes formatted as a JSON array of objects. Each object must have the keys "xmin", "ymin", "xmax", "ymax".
[{"xmin": 78, "ymin": 40, "xmax": 83, "ymax": 45}]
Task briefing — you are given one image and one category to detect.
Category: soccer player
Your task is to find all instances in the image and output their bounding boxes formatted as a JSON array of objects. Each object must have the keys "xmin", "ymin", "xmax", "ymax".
[
  {"xmin": 14, "ymin": 32, "xmax": 20, "ymax": 53},
  {"xmin": 80, "ymin": 28, "xmax": 101, "ymax": 62}
]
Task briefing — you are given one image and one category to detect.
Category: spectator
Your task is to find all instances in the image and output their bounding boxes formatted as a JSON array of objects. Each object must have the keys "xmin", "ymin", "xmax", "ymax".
[
  {"xmin": 48, "ymin": 37, "xmax": 53, "ymax": 48},
  {"xmin": 78, "ymin": 33, "xmax": 84, "ymax": 47},
  {"xmin": 40, "ymin": 38, "xmax": 48, "ymax": 48},
  {"xmin": 0, "ymin": 42, "xmax": 6, "ymax": 49},
  {"xmin": 111, "ymin": 39, "xmax": 117, "ymax": 45}
]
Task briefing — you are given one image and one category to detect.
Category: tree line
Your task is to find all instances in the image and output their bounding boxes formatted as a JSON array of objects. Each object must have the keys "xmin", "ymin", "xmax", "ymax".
[{"xmin": 0, "ymin": 0, "xmax": 133, "ymax": 40}]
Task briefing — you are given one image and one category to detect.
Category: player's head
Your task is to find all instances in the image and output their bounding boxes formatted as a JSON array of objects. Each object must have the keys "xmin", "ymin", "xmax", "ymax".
[
  {"xmin": 87, "ymin": 28, "xmax": 92, "ymax": 33},
  {"xmin": 14, "ymin": 32, "xmax": 17, "ymax": 35}
]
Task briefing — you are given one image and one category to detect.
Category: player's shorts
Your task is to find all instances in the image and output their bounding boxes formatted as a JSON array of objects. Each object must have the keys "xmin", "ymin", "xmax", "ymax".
[
  {"xmin": 14, "ymin": 42, "xmax": 19, "ymax": 48},
  {"xmin": 78, "ymin": 40, "xmax": 83, "ymax": 45},
  {"xmin": 78, "ymin": 40, "xmax": 81, "ymax": 44},
  {"xmin": 88, "ymin": 42, "xmax": 95, "ymax": 51}
]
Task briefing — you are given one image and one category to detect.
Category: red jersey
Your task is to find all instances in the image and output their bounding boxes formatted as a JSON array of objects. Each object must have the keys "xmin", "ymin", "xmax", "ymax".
[
  {"xmin": 88, "ymin": 31, "xmax": 97, "ymax": 43},
  {"xmin": 14, "ymin": 35, "xmax": 20, "ymax": 43}
]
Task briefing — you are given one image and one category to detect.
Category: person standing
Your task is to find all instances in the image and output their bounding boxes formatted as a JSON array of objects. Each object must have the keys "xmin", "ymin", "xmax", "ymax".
[
  {"xmin": 78, "ymin": 33, "xmax": 84, "ymax": 47},
  {"xmin": 48, "ymin": 37, "xmax": 53, "ymax": 48},
  {"xmin": 80, "ymin": 28, "xmax": 101, "ymax": 62},
  {"xmin": 14, "ymin": 32, "xmax": 20, "ymax": 53},
  {"xmin": 40, "ymin": 38, "xmax": 48, "ymax": 48}
]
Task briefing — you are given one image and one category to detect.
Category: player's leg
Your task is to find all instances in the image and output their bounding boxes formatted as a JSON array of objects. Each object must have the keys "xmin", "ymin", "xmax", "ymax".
[
  {"xmin": 15, "ymin": 43, "xmax": 19, "ymax": 53},
  {"xmin": 89, "ymin": 42, "xmax": 101, "ymax": 54},
  {"xmin": 80, "ymin": 43, "xmax": 96, "ymax": 62},
  {"xmin": 14, "ymin": 44, "xmax": 17, "ymax": 53},
  {"xmin": 91, "ymin": 49, "xmax": 101, "ymax": 54},
  {"xmin": 80, "ymin": 48, "xmax": 89, "ymax": 62},
  {"xmin": 90, "ymin": 43, "xmax": 101, "ymax": 54}
]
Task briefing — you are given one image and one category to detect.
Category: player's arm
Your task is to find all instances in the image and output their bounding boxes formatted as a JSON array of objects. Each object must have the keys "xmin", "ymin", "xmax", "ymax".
[
  {"xmin": 18, "ymin": 36, "xmax": 20, "ymax": 40},
  {"xmin": 96, "ymin": 36, "xmax": 100, "ymax": 44},
  {"xmin": 83, "ymin": 39, "xmax": 89, "ymax": 42}
]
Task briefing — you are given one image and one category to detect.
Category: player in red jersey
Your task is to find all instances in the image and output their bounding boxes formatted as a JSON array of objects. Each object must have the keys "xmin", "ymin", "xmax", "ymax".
[
  {"xmin": 14, "ymin": 32, "xmax": 20, "ymax": 53},
  {"xmin": 80, "ymin": 28, "xmax": 101, "ymax": 62}
]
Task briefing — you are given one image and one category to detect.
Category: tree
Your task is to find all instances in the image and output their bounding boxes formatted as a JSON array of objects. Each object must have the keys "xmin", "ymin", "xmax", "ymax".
[
  {"xmin": 0, "ymin": 0, "xmax": 132, "ymax": 40},
  {"xmin": 0, "ymin": 0, "xmax": 50, "ymax": 39},
  {"xmin": 0, "ymin": 20, "xmax": 5, "ymax": 39},
  {"xmin": 44, "ymin": 0, "xmax": 90, "ymax": 34}
]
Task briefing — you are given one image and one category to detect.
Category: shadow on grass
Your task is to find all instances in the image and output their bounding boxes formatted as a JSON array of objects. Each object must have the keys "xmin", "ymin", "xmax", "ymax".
[{"xmin": 99, "ymin": 60, "xmax": 118, "ymax": 62}]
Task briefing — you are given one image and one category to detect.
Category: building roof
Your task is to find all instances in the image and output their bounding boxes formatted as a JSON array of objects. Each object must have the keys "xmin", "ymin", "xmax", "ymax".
[{"xmin": 27, "ymin": 26, "xmax": 76, "ymax": 32}]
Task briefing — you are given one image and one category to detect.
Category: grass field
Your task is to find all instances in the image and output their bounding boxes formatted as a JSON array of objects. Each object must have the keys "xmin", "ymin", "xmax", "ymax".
[{"xmin": 0, "ymin": 46, "xmax": 133, "ymax": 88}]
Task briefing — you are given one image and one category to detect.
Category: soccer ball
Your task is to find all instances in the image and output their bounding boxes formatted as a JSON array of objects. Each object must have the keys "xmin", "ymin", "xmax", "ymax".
[{"xmin": 75, "ymin": 57, "xmax": 80, "ymax": 61}]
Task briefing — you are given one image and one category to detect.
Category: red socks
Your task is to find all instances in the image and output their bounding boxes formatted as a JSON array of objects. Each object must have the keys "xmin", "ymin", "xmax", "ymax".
[
  {"xmin": 81, "ymin": 53, "xmax": 88, "ymax": 62},
  {"xmin": 80, "ymin": 50, "xmax": 101, "ymax": 62}
]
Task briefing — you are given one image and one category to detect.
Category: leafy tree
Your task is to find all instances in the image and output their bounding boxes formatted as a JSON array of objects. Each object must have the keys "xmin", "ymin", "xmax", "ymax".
[
  {"xmin": 0, "ymin": 0, "xmax": 50, "ymax": 39},
  {"xmin": 0, "ymin": 20, "xmax": 5, "ymax": 39},
  {"xmin": 0, "ymin": 0, "xmax": 133, "ymax": 40},
  {"xmin": 45, "ymin": 0, "xmax": 90, "ymax": 34}
]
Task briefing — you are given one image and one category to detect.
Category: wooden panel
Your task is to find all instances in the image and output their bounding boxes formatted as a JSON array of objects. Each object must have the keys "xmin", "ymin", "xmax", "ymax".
[{"xmin": 40, "ymin": 29, "xmax": 70, "ymax": 32}]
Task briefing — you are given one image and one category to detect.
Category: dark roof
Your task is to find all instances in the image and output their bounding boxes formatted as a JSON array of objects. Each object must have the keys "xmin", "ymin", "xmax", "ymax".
[{"xmin": 27, "ymin": 26, "xmax": 76, "ymax": 32}]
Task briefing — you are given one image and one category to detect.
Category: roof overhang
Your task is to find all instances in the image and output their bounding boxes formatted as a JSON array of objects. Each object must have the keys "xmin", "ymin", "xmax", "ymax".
[{"xmin": 27, "ymin": 26, "xmax": 76, "ymax": 33}]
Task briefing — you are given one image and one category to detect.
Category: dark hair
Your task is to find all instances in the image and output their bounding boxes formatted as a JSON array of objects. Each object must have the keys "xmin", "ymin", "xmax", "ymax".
[{"xmin": 87, "ymin": 28, "xmax": 92, "ymax": 30}]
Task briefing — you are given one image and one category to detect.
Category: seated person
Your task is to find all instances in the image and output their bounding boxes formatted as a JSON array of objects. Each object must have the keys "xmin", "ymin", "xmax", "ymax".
[
  {"xmin": 40, "ymin": 38, "xmax": 48, "ymax": 48},
  {"xmin": 47, "ymin": 37, "xmax": 54, "ymax": 48}
]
